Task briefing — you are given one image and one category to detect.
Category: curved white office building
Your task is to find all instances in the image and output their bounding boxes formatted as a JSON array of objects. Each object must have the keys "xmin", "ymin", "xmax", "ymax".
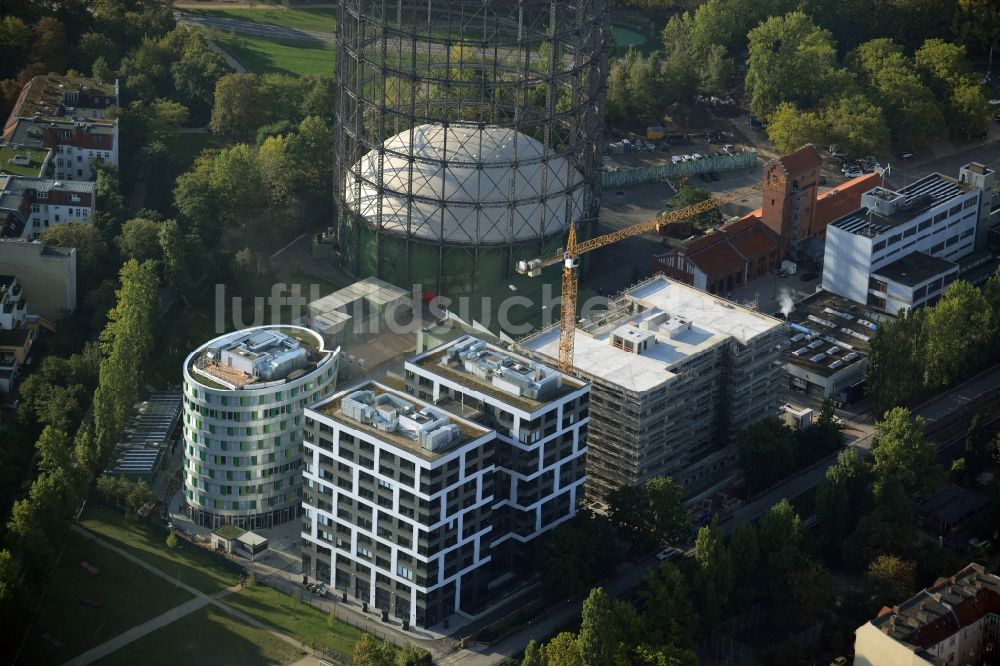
[{"xmin": 182, "ymin": 326, "xmax": 339, "ymax": 529}]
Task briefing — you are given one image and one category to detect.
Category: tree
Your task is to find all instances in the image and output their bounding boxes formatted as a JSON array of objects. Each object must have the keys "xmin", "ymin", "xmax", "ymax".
[
  {"xmin": 952, "ymin": 0, "xmax": 1000, "ymax": 55},
  {"xmin": 637, "ymin": 561, "xmax": 697, "ymax": 647},
  {"xmin": 766, "ymin": 103, "xmax": 826, "ymax": 154},
  {"xmin": 171, "ymin": 28, "xmax": 232, "ymax": 120},
  {"xmin": 42, "ymin": 223, "xmax": 114, "ymax": 292},
  {"xmin": 871, "ymin": 407, "xmax": 942, "ymax": 499},
  {"xmin": 166, "ymin": 532, "xmax": 179, "ymax": 548},
  {"xmin": 351, "ymin": 634, "xmax": 394, "ymax": 666},
  {"xmin": 693, "ymin": 518, "xmax": 733, "ymax": 625},
  {"xmin": 669, "ymin": 182, "xmax": 715, "ymax": 227},
  {"xmin": 851, "ymin": 38, "xmax": 945, "ymax": 149},
  {"xmin": 816, "ymin": 447, "xmax": 870, "ymax": 550},
  {"xmin": 174, "ymin": 151, "xmax": 219, "ymax": 240},
  {"xmin": 866, "ymin": 554, "xmax": 916, "ymax": 604},
  {"xmin": 209, "ymin": 143, "xmax": 266, "ymax": 233},
  {"xmin": 91, "ymin": 260, "xmax": 160, "ymax": 469},
  {"xmin": 210, "ymin": 73, "xmax": 265, "ymax": 140},
  {"xmin": 158, "ymin": 218, "xmax": 197, "ymax": 295},
  {"xmin": 915, "ymin": 40, "xmax": 990, "ymax": 136},
  {"xmin": 578, "ymin": 588, "xmax": 622, "ymax": 666},
  {"xmin": 737, "ymin": 418, "xmax": 796, "ymax": 494},
  {"xmin": 745, "ymin": 12, "xmax": 844, "ymax": 119},
  {"xmin": 36, "ymin": 426, "xmax": 74, "ymax": 476},
  {"xmin": 522, "ymin": 640, "xmax": 544, "ymax": 666},
  {"xmin": 258, "ymin": 134, "xmax": 297, "ymax": 211},
  {"xmin": 396, "ymin": 644, "xmax": 432, "ymax": 666},
  {"xmin": 536, "ymin": 513, "xmax": 619, "ymax": 599},
  {"xmin": 823, "ymin": 95, "xmax": 890, "ymax": 156},
  {"xmin": 0, "ymin": 16, "xmax": 30, "ymax": 78},
  {"xmin": 30, "ymin": 17, "xmax": 68, "ymax": 73},
  {"xmin": 646, "ymin": 477, "xmax": 690, "ymax": 546},
  {"xmin": 866, "ymin": 307, "xmax": 929, "ymax": 413},
  {"xmin": 118, "ymin": 217, "xmax": 163, "ymax": 262},
  {"xmin": 841, "ymin": 483, "xmax": 917, "ymax": 570},
  {"xmin": 787, "ymin": 561, "xmax": 833, "ymax": 621},
  {"xmin": 757, "ymin": 500, "xmax": 806, "ymax": 602},
  {"xmin": 729, "ymin": 521, "xmax": 759, "ymax": 593},
  {"xmin": 607, "ymin": 478, "xmax": 689, "ymax": 547},
  {"xmin": 543, "ymin": 632, "xmax": 583, "ymax": 666}
]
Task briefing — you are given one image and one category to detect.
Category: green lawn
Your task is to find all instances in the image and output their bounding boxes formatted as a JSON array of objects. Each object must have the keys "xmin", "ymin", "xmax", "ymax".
[
  {"xmin": 610, "ymin": 25, "xmax": 647, "ymax": 49},
  {"xmin": 196, "ymin": 6, "xmax": 336, "ymax": 32},
  {"xmin": 224, "ymin": 584, "xmax": 365, "ymax": 659},
  {"xmin": 215, "ymin": 32, "xmax": 335, "ymax": 76},
  {"xmin": 96, "ymin": 604, "xmax": 306, "ymax": 666},
  {"xmin": 20, "ymin": 531, "xmax": 194, "ymax": 665},
  {"xmin": 80, "ymin": 505, "xmax": 242, "ymax": 594}
]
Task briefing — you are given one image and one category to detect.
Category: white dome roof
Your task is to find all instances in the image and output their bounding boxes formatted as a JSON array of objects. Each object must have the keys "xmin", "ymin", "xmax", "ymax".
[{"xmin": 344, "ymin": 123, "xmax": 585, "ymax": 244}]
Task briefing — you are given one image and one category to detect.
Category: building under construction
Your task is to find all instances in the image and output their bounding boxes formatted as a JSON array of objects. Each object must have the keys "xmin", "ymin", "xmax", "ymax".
[
  {"xmin": 517, "ymin": 276, "xmax": 785, "ymax": 499},
  {"xmin": 333, "ymin": 0, "xmax": 608, "ymax": 300}
]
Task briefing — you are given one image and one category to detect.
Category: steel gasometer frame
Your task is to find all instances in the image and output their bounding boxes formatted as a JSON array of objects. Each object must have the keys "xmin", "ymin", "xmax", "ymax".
[{"xmin": 333, "ymin": 0, "xmax": 608, "ymax": 298}]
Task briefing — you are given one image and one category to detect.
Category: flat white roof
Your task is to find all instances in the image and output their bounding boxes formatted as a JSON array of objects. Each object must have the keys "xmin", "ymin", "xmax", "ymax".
[
  {"xmin": 308, "ymin": 276, "xmax": 410, "ymax": 315},
  {"xmin": 520, "ymin": 277, "xmax": 782, "ymax": 393}
]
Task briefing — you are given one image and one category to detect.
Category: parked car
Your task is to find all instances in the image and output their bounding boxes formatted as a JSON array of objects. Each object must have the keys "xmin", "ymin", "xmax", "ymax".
[
  {"xmin": 692, "ymin": 153, "xmax": 704, "ymax": 159},
  {"xmin": 656, "ymin": 547, "xmax": 684, "ymax": 561},
  {"xmin": 671, "ymin": 155, "xmax": 682, "ymax": 165},
  {"xmin": 682, "ymin": 154, "xmax": 694, "ymax": 161}
]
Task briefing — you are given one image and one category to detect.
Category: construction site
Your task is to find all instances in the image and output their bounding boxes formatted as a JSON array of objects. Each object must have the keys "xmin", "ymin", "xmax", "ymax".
[{"xmin": 516, "ymin": 275, "xmax": 784, "ymax": 500}]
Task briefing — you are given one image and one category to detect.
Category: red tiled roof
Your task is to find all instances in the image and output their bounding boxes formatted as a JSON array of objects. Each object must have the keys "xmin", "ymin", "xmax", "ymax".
[
  {"xmin": 728, "ymin": 223, "xmax": 778, "ymax": 259},
  {"xmin": 814, "ymin": 173, "xmax": 880, "ymax": 228},
  {"xmin": 688, "ymin": 235, "xmax": 745, "ymax": 275},
  {"xmin": 773, "ymin": 145, "xmax": 821, "ymax": 175}
]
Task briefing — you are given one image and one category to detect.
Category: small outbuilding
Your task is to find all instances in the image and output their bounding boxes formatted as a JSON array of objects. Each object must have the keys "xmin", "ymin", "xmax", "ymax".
[{"xmin": 211, "ymin": 525, "xmax": 269, "ymax": 561}]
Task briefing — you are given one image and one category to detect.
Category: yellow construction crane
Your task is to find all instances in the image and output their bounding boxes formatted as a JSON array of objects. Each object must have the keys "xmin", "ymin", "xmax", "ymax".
[{"xmin": 515, "ymin": 188, "xmax": 755, "ymax": 373}]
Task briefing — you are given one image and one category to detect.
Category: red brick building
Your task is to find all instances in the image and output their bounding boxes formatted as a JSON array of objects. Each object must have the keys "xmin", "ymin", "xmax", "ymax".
[{"xmin": 652, "ymin": 145, "xmax": 880, "ymax": 294}]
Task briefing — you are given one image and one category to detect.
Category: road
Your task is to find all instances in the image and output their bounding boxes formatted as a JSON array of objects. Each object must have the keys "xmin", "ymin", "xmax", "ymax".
[{"xmin": 721, "ymin": 362, "xmax": 1000, "ymax": 535}]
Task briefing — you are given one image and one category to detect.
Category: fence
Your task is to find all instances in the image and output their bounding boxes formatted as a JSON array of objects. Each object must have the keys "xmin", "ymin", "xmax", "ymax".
[
  {"xmin": 256, "ymin": 573, "xmax": 439, "ymax": 655},
  {"xmin": 601, "ymin": 149, "xmax": 758, "ymax": 188}
]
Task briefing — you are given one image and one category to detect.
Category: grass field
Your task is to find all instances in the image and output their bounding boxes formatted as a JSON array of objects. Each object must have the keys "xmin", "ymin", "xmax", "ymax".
[
  {"xmin": 80, "ymin": 505, "xmax": 242, "ymax": 594},
  {"xmin": 224, "ymin": 584, "xmax": 365, "ymax": 658},
  {"xmin": 196, "ymin": 6, "xmax": 336, "ymax": 32},
  {"xmin": 97, "ymin": 604, "xmax": 306, "ymax": 666},
  {"xmin": 610, "ymin": 24, "xmax": 648, "ymax": 49},
  {"xmin": 214, "ymin": 32, "xmax": 335, "ymax": 76},
  {"xmin": 19, "ymin": 531, "xmax": 195, "ymax": 665}
]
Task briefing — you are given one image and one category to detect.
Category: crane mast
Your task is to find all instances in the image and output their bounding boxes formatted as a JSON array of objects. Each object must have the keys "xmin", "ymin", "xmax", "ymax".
[{"xmin": 516, "ymin": 189, "xmax": 754, "ymax": 373}]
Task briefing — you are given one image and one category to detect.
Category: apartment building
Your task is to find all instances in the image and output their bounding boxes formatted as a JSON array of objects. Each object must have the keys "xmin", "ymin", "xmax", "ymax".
[
  {"xmin": 822, "ymin": 163, "xmax": 995, "ymax": 313},
  {"xmin": 854, "ymin": 563, "xmax": 1000, "ymax": 666},
  {"xmin": 405, "ymin": 336, "xmax": 589, "ymax": 570},
  {"xmin": 0, "ymin": 239, "xmax": 77, "ymax": 320},
  {"xmin": 302, "ymin": 382, "xmax": 497, "ymax": 627},
  {"xmin": 2, "ymin": 75, "xmax": 119, "ymax": 182},
  {"xmin": 518, "ymin": 275, "xmax": 785, "ymax": 500},
  {"xmin": 301, "ymin": 339, "xmax": 589, "ymax": 627},
  {"xmin": 0, "ymin": 275, "xmax": 36, "ymax": 392},
  {"xmin": 182, "ymin": 326, "xmax": 339, "ymax": 529},
  {"xmin": 0, "ymin": 175, "xmax": 95, "ymax": 239}
]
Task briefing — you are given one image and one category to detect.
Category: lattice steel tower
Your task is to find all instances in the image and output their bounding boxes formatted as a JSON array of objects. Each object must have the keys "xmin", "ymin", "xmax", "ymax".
[{"xmin": 333, "ymin": 0, "xmax": 608, "ymax": 299}]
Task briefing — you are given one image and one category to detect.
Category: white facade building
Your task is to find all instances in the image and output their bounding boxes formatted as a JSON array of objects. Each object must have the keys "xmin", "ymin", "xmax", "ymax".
[
  {"xmin": 822, "ymin": 164, "xmax": 994, "ymax": 311},
  {"xmin": 0, "ymin": 175, "xmax": 95, "ymax": 240},
  {"xmin": 302, "ymin": 381, "xmax": 497, "ymax": 627},
  {"xmin": 854, "ymin": 563, "xmax": 1000, "ymax": 666},
  {"xmin": 182, "ymin": 326, "xmax": 339, "ymax": 529},
  {"xmin": 301, "ymin": 338, "xmax": 589, "ymax": 627}
]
